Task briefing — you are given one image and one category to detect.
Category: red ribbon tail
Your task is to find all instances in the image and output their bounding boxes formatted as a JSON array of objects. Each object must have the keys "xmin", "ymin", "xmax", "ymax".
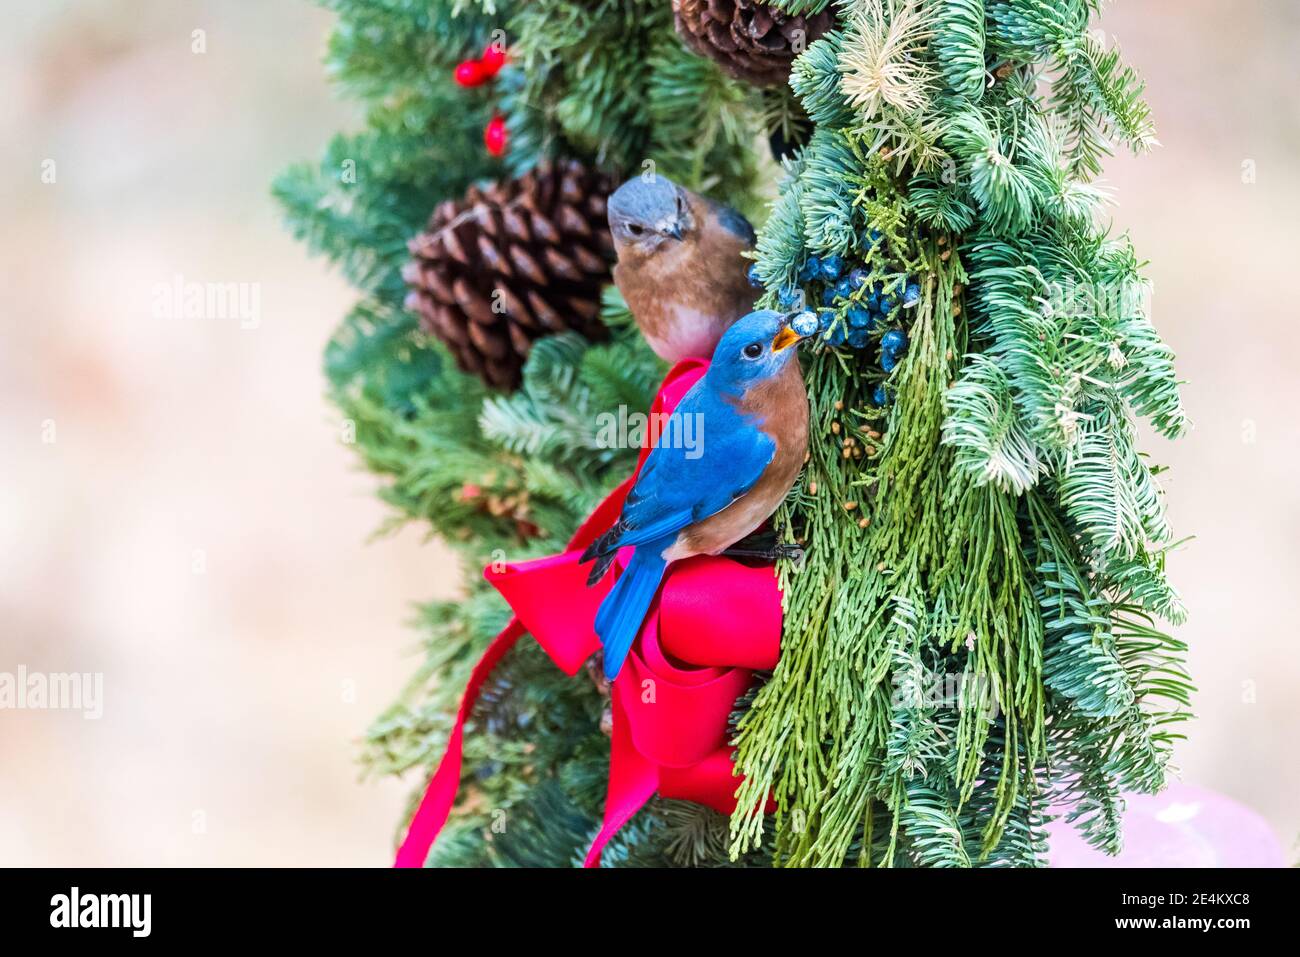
[
  {"xmin": 393, "ymin": 619, "xmax": 525, "ymax": 868},
  {"xmin": 583, "ymin": 693, "xmax": 659, "ymax": 868}
]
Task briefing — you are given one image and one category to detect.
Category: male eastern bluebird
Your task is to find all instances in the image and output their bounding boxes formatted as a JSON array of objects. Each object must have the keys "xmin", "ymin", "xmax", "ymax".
[
  {"xmin": 581, "ymin": 309, "xmax": 811, "ymax": 680},
  {"xmin": 607, "ymin": 175, "xmax": 758, "ymax": 363}
]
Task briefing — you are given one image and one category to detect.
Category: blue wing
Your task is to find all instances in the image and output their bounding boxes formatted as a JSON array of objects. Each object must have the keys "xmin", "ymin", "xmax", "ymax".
[
  {"xmin": 586, "ymin": 378, "xmax": 776, "ymax": 676},
  {"xmin": 584, "ymin": 379, "xmax": 775, "ymax": 568}
]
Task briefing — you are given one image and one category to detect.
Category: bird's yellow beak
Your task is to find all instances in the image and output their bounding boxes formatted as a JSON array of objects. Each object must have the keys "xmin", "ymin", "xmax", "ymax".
[{"xmin": 771, "ymin": 325, "xmax": 802, "ymax": 353}]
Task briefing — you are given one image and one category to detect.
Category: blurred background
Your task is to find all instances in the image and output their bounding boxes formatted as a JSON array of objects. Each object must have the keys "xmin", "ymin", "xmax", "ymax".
[{"xmin": 1, "ymin": 0, "xmax": 1297, "ymax": 865}]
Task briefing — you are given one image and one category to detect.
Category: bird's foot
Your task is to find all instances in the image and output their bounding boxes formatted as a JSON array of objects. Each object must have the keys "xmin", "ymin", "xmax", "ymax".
[
  {"xmin": 722, "ymin": 537, "xmax": 804, "ymax": 564},
  {"xmin": 772, "ymin": 543, "xmax": 805, "ymax": 563}
]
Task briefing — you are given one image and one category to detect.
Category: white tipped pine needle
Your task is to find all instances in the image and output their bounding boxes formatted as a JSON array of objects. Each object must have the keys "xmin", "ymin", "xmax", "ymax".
[{"xmin": 838, "ymin": 0, "xmax": 938, "ymax": 121}]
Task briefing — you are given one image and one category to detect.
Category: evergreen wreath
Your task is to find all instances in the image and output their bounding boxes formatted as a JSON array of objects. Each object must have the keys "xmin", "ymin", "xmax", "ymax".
[{"xmin": 277, "ymin": 0, "xmax": 1190, "ymax": 867}]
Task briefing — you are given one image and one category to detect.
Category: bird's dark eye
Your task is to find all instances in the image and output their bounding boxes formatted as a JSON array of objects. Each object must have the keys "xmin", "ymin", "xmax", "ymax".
[
  {"xmin": 743, "ymin": 342, "xmax": 763, "ymax": 359},
  {"xmin": 628, "ymin": 223, "xmax": 644, "ymax": 236}
]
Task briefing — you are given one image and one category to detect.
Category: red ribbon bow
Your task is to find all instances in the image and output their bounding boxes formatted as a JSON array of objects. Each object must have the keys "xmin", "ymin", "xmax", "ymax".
[{"xmin": 395, "ymin": 360, "xmax": 782, "ymax": 868}]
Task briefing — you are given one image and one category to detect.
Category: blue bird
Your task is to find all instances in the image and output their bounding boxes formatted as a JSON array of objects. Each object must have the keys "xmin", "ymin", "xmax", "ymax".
[{"xmin": 580, "ymin": 310, "xmax": 811, "ymax": 680}]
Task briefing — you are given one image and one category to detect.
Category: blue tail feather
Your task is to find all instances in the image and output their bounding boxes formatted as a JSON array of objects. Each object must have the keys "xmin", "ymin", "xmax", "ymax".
[{"xmin": 594, "ymin": 545, "xmax": 669, "ymax": 680}]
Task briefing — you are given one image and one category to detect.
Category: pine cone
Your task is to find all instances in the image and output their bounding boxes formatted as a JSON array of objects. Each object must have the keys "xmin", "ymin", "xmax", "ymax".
[
  {"xmin": 403, "ymin": 159, "xmax": 616, "ymax": 390},
  {"xmin": 673, "ymin": 0, "xmax": 835, "ymax": 88}
]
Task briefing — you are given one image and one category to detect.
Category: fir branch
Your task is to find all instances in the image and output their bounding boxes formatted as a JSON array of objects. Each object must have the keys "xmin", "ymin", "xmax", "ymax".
[
  {"xmin": 1056, "ymin": 400, "xmax": 1170, "ymax": 560},
  {"xmin": 906, "ymin": 177, "xmax": 976, "ymax": 233},
  {"xmin": 899, "ymin": 782, "xmax": 971, "ymax": 867},
  {"xmin": 932, "ymin": 0, "xmax": 988, "ymax": 101},
  {"xmin": 987, "ymin": 0, "xmax": 1157, "ymax": 178},
  {"xmin": 791, "ymin": 32, "xmax": 856, "ymax": 128},
  {"xmin": 942, "ymin": 353, "xmax": 1045, "ymax": 494},
  {"xmin": 800, "ymin": 128, "xmax": 865, "ymax": 254},
  {"xmin": 944, "ymin": 108, "xmax": 1042, "ymax": 236}
]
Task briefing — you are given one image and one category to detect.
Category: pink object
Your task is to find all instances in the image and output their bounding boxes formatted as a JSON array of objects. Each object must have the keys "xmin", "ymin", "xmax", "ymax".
[
  {"xmin": 395, "ymin": 358, "xmax": 785, "ymax": 868},
  {"xmin": 1046, "ymin": 782, "xmax": 1287, "ymax": 867}
]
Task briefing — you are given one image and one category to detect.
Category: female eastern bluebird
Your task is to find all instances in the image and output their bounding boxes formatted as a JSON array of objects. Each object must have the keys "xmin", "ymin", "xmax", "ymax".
[
  {"xmin": 581, "ymin": 309, "xmax": 811, "ymax": 680},
  {"xmin": 607, "ymin": 175, "xmax": 758, "ymax": 363}
]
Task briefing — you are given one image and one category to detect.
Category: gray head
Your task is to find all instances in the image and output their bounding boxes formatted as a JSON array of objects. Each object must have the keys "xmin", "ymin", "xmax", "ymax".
[{"xmin": 607, "ymin": 175, "xmax": 694, "ymax": 255}]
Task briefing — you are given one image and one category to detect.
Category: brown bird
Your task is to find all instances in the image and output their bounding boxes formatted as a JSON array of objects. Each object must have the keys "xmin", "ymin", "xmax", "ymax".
[{"xmin": 607, "ymin": 175, "xmax": 759, "ymax": 363}]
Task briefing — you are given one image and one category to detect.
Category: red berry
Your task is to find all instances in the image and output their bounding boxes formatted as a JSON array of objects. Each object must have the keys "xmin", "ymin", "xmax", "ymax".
[
  {"xmin": 484, "ymin": 114, "xmax": 508, "ymax": 157},
  {"xmin": 453, "ymin": 59, "xmax": 488, "ymax": 87},
  {"xmin": 480, "ymin": 42, "xmax": 508, "ymax": 76}
]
